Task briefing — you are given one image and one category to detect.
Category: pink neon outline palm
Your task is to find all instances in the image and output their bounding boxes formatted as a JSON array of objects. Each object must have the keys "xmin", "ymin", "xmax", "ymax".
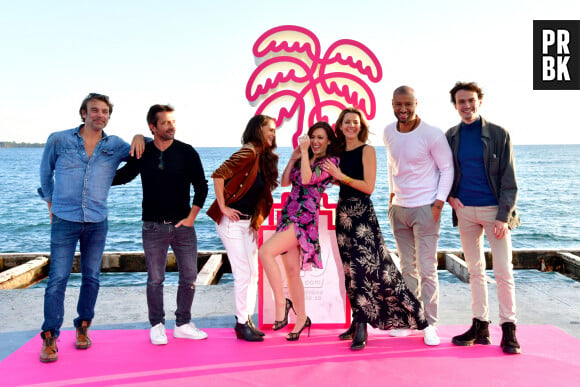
[{"xmin": 246, "ymin": 25, "xmax": 383, "ymax": 147}]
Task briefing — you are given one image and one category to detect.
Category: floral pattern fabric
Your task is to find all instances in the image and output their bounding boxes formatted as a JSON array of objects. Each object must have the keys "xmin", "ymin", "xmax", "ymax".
[
  {"xmin": 336, "ymin": 196, "xmax": 428, "ymax": 330},
  {"xmin": 276, "ymin": 156, "xmax": 339, "ymax": 270}
]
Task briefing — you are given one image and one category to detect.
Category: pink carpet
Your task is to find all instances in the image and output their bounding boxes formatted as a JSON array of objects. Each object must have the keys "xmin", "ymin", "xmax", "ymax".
[{"xmin": 1, "ymin": 325, "xmax": 578, "ymax": 386}]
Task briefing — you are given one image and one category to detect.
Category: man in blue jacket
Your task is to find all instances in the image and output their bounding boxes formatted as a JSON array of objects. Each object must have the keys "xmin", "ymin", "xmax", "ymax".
[
  {"xmin": 445, "ymin": 82, "xmax": 521, "ymax": 354},
  {"xmin": 38, "ymin": 93, "xmax": 142, "ymax": 362}
]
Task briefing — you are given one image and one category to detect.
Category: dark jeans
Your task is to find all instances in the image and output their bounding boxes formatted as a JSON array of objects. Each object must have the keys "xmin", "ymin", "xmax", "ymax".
[
  {"xmin": 42, "ymin": 215, "xmax": 108, "ymax": 337},
  {"xmin": 142, "ymin": 221, "xmax": 198, "ymax": 327}
]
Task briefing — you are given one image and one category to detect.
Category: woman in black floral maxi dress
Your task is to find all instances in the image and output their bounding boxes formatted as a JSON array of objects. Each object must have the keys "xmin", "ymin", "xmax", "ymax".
[{"xmin": 324, "ymin": 107, "xmax": 428, "ymax": 350}]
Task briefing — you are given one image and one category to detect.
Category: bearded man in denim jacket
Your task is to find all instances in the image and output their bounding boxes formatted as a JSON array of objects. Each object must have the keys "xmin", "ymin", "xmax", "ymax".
[{"xmin": 37, "ymin": 93, "xmax": 143, "ymax": 362}]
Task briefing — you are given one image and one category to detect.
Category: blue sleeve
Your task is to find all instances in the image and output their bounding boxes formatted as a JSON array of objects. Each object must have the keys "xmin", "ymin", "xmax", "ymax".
[
  {"xmin": 118, "ymin": 138, "xmax": 132, "ymax": 162},
  {"xmin": 38, "ymin": 133, "xmax": 58, "ymax": 202}
]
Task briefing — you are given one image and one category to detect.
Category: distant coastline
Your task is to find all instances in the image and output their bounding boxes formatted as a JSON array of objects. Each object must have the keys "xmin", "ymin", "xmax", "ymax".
[{"xmin": 0, "ymin": 141, "xmax": 44, "ymax": 148}]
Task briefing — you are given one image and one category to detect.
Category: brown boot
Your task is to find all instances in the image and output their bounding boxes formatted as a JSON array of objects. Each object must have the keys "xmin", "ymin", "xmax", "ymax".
[
  {"xmin": 76, "ymin": 321, "xmax": 92, "ymax": 349},
  {"xmin": 40, "ymin": 331, "xmax": 58, "ymax": 363}
]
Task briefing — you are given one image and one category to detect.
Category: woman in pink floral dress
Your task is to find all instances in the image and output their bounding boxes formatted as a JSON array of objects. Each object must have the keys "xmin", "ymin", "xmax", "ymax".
[{"xmin": 259, "ymin": 121, "xmax": 339, "ymax": 341}]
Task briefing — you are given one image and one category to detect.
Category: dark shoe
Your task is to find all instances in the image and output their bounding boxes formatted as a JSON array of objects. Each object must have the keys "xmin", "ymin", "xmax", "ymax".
[
  {"xmin": 350, "ymin": 322, "xmax": 367, "ymax": 350},
  {"xmin": 235, "ymin": 321, "xmax": 264, "ymax": 342},
  {"xmin": 248, "ymin": 316, "xmax": 265, "ymax": 337},
  {"xmin": 286, "ymin": 317, "xmax": 311, "ymax": 341},
  {"xmin": 452, "ymin": 318, "xmax": 491, "ymax": 346},
  {"xmin": 40, "ymin": 331, "xmax": 58, "ymax": 363},
  {"xmin": 339, "ymin": 320, "xmax": 356, "ymax": 340},
  {"xmin": 500, "ymin": 322, "xmax": 521, "ymax": 354},
  {"xmin": 75, "ymin": 320, "xmax": 92, "ymax": 349},
  {"xmin": 273, "ymin": 298, "xmax": 295, "ymax": 331}
]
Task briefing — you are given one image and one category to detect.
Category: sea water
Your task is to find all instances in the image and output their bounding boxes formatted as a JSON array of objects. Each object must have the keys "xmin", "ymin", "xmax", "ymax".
[{"xmin": 1, "ymin": 145, "xmax": 579, "ymax": 255}]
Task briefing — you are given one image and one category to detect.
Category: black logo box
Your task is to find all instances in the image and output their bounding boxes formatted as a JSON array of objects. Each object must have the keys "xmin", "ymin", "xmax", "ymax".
[{"xmin": 533, "ymin": 20, "xmax": 580, "ymax": 90}]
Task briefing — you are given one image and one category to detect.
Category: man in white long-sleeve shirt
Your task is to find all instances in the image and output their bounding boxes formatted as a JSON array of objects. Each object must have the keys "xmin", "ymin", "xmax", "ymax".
[{"xmin": 383, "ymin": 86, "xmax": 454, "ymax": 346}]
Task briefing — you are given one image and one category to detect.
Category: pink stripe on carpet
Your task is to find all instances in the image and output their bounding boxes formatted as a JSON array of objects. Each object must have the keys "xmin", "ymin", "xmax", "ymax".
[{"xmin": 0, "ymin": 325, "xmax": 578, "ymax": 386}]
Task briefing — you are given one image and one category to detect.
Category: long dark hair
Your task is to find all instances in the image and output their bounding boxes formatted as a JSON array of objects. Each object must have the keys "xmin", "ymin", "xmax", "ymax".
[
  {"xmin": 242, "ymin": 114, "xmax": 279, "ymax": 191},
  {"xmin": 296, "ymin": 122, "xmax": 340, "ymax": 166},
  {"xmin": 334, "ymin": 107, "xmax": 370, "ymax": 151}
]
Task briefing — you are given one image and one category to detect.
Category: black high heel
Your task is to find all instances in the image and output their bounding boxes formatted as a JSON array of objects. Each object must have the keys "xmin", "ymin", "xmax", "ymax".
[
  {"xmin": 338, "ymin": 320, "xmax": 356, "ymax": 340},
  {"xmin": 350, "ymin": 322, "xmax": 367, "ymax": 350},
  {"xmin": 286, "ymin": 317, "xmax": 311, "ymax": 341},
  {"xmin": 247, "ymin": 315, "xmax": 265, "ymax": 337},
  {"xmin": 273, "ymin": 298, "xmax": 295, "ymax": 331},
  {"xmin": 235, "ymin": 322, "xmax": 264, "ymax": 342}
]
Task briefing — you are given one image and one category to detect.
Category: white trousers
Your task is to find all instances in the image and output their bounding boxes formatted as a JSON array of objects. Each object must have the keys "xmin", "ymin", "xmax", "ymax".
[{"xmin": 216, "ymin": 216, "xmax": 259, "ymax": 324}]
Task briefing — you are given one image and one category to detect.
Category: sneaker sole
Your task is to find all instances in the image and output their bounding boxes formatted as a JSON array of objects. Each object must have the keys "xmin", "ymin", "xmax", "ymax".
[
  {"xmin": 389, "ymin": 331, "xmax": 413, "ymax": 338},
  {"xmin": 173, "ymin": 334, "xmax": 208, "ymax": 340}
]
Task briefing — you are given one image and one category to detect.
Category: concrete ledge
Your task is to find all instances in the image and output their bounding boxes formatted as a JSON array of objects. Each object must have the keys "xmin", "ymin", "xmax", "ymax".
[
  {"xmin": 558, "ymin": 252, "xmax": 580, "ymax": 279},
  {"xmin": 445, "ymin": 253, "xmax": 469, "ymax": 283},
  {"xmin": 196, "ymin": 254, "xmax": 223, "ymax": 285},
  {"xmin": 0, "ymin": 256, "xmax": 49, "ymax": 289}
]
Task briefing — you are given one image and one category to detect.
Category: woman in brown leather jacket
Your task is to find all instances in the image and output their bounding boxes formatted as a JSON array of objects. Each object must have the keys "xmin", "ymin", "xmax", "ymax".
[{"xmin": 207, "ymin": 115, "xmax": 278, "ymax": 341}]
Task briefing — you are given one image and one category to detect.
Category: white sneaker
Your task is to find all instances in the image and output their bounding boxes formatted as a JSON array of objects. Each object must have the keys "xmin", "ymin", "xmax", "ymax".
[
  {"xmin": 389, "ymin": 329, "xmax": 413, "ymax": 337},
  {"xmin": 150, "ymin": 323, "xmax": 168, "ymax": 345},
  {"xmin": 423, "ymin": 325, "xmax": 440, "ymax": 346},
  {"xmin": 173, "ymin": 322, "xmax": 208, "ymax": 340}
]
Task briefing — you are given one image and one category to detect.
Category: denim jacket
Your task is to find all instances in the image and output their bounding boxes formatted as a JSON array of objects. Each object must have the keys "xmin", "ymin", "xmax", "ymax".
[
  {"xmin": 446, "ymin": 117, "xmax": 520, "ymax": 229},
  {"xmin": 38, "ymin": 126, "xmax": 131, "ymax": 223}
]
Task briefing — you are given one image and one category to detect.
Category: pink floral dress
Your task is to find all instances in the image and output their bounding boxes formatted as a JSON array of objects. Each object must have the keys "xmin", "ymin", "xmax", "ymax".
[{"xmin": 276, "ymin": 156, "xmax": 339, "ymax": 270}]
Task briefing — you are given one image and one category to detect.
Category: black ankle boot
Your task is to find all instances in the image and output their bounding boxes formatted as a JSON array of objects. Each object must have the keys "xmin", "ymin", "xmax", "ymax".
[
  {"xmin": 452, "ymin": 318, "xmax": 491, "ymax": 346},
  {"xmin": 339, "ymin": 320, "xmax": 356, "ymax": 340},
  {"xmin": 247, "ymin": 316, "xmax": 265, "ymax": 337},
  {"xmin": 500, "ymin": 322, "xmax": 521, "ymax": 354},
  {"xmin": 235, "ymin": 321, "xmax": 264, "ymax": 342},
  {"xmin": 350, "ymin": 322, "xmax": 367, "ymax": 350}
]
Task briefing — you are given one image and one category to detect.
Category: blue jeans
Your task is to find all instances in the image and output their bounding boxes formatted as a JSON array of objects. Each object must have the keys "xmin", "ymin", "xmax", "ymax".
[
  {"xmin": 42, "ymin": 215, "xmax": 108, "ymax": 337},
  {"xmin": 142, "ymin": 221, "xmax": 198, "ymax": 327}
]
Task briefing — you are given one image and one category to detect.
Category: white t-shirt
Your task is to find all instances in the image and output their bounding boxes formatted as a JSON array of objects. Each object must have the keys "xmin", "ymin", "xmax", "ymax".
[{"xmin": 383, "ymin": 120, "xmax": 454, "ymax": 208}]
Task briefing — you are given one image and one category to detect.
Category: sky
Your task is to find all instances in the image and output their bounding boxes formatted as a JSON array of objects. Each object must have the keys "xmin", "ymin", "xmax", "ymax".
[{"xmin": 1, "ymin": 0, "xmax": 579, "ymax": 147}]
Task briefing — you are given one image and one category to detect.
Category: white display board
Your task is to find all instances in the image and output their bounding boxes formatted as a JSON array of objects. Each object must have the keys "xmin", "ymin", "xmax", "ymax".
[{"xmin": 258, "ymin": 193, "xmax": 349, "ymax": 328}]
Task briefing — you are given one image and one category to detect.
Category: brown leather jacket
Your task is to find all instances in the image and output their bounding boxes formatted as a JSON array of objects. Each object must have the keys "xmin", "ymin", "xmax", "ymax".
[{"xmin": 206, "ymin": 143, "xmax": 273, "ymax": 230}]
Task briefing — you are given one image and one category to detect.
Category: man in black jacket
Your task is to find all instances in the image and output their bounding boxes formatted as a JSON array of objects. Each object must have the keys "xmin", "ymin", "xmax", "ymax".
[
  {"xmin": 114, "ymin": 104, "xmax": 208, "ymax": 345},
  {"xmin": 445, "ymin": 82, "xmax": 521, "ymax": 354}
]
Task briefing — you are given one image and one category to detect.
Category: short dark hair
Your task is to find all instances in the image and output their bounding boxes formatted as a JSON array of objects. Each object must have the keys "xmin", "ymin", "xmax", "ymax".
[
  {"xmin": 79, "ymin": 93, "xmax": 113, "ymax": 122},
  {"xmin": 449, "ymin": 82, "xmax": 484, "ymax": 104},
  {"xmin": 147, "ymin": 104, "xmax": 175, "ymax": 127},
  {"xmin": 334, "ymin": 107, "xmax": 370, "ymax": 151}
]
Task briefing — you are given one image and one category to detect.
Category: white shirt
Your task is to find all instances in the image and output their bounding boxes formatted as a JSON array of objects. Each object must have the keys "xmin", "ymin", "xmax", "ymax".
[{"xmin": 383, "ymin": 120, "xmax": 454, "ymax": 208}]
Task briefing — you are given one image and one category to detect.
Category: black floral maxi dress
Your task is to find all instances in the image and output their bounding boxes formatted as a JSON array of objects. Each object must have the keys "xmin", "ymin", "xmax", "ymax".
[{"xmin": 336, "ymin": 145, "xmax": 428, "ymax": 330}]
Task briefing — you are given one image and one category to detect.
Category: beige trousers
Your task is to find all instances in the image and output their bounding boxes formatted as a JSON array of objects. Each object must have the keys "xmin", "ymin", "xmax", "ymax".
[
  {"xmin": 457, "ymin": 205, "xmax": 517, "ymax": 324},
  {"xmin": 389, "ymin": 204, "xmax": 440, "ymax": 326}
]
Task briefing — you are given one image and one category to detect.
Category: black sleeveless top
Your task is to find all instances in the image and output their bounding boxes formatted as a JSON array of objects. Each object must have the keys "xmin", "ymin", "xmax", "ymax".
[{"xmin": 339, "ymin": 144, "xmax": 370, "ymax": 199}]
